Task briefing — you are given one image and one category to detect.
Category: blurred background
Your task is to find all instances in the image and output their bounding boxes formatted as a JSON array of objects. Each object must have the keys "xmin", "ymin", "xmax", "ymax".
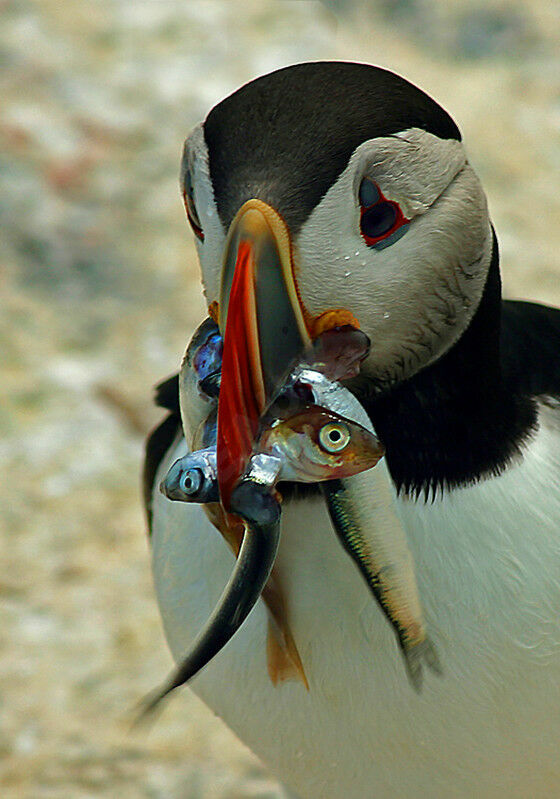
[{"xmin": 2, "ymin": 0, "xmax": 559, "ymax": 796}]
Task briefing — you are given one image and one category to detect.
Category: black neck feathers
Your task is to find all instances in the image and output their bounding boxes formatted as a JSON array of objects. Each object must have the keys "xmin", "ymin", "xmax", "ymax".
[{"xmin": 357, "ymin": 233, "xmax": 538, "ymax": 498}]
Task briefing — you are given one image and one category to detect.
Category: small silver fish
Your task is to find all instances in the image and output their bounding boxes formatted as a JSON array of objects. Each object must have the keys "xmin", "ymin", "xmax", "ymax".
[
  {"xmin": 294, "ymin": 368, "xmax": 441, "ymax": 690},
  {"xmin": 153, "ymin": 318, "xmax": 309, "ymax": 705},
  {"xmin": 178, "ymin": 317, "xmax": 222, "ymax": 449},
  {"xmin": 147, "ymin": 321, "xmax": 282, "ymax": 715}
]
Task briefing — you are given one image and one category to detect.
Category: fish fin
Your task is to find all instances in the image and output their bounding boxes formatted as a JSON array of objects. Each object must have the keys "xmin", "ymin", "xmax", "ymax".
[
  {"xmin": 266, "ymin": 615, "xmax": 309, "ymax": 689},
  {"xmin": 262, "ymin": 574, "xmax": 309, "ymax": 690},
  {"xmin": 403, "ymin": 637, "xmax": 442, "ymax": 691}
]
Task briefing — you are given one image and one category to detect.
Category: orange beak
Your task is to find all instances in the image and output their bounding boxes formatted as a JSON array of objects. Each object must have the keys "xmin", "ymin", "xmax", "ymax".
[{"xmin": 216, "ymin": 199, "xmax": 311, "ymax": 508}]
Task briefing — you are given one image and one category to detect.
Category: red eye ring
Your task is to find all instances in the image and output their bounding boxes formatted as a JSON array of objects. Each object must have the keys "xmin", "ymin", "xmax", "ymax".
[{"xmin": 359, "ymin": 178, "xmax": 409, "ymax": 248}]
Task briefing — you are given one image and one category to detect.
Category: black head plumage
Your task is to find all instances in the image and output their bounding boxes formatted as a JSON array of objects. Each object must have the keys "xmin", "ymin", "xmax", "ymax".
[{"xmin": 204, "ymin": 61, "xmax": 460, "ymax": 233}]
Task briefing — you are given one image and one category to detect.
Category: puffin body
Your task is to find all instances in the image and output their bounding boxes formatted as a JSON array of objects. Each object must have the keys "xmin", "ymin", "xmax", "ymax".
[{"xmin": 146, "ymin": 63, "xmax": 560, "ymax": 797}]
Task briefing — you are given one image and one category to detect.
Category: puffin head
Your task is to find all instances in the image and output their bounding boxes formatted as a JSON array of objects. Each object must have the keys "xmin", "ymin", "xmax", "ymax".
[{"xmin": 180, "ymin": 61, "xmax": 494, "ymax": 499}]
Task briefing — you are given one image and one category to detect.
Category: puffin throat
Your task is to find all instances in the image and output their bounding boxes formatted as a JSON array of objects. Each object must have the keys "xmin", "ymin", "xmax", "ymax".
[{"xmin": 358, "ymin": 231, "xmax": 539, "ymax": 498}]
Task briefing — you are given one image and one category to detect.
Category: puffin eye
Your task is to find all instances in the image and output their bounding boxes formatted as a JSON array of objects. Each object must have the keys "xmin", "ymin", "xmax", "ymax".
[
  {"xmin": 182, "ymin": 170, "xmax": 204, "ymax": 243},
  {"xmin": 318, "ymin": 422, "xmax": 351, "ymax": 453},
  {"xmin": 361, "ymin": 203, "xmax": 397, "ymax": 239},
  {"xmin": 358, "ymin": 177, "xmax": 409, "ymax": 249}
]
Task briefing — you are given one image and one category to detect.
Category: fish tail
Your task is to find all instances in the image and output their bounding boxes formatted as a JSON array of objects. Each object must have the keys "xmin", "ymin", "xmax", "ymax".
[
  {"xmin": 266, "ymin": 616, "xmax": 309, "ymax": 690},
  {"xmin": 263, "ymin": 573, "xmax": 309, "ymax": 690},
  {"xmin": 402, "ymin": 637, "xmax": 442, "ymax": 691}
]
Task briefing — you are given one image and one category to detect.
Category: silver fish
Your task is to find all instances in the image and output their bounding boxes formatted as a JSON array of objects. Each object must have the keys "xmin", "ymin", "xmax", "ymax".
[
  {"xmin": 294, "ymin": 367, "xmax": 441, "ymax": 690},
  {"xmin": 145, "ymin": 319, "xmax": 287, "ymax": 715},
  {"xmin": 178, "ymin": 317, "xmax": 222, "ymax": 449}
]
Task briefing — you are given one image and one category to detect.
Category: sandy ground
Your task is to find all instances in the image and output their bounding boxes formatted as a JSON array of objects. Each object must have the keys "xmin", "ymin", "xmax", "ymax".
[{"xmin": 2, "ymin": 1, "xmax": 559, "ymax": 797}]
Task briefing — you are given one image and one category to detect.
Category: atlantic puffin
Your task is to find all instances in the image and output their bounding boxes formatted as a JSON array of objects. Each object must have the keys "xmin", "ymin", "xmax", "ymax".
[{"xmin": 144, "ymin": 62, "xmax": 560, "ymax": 798}]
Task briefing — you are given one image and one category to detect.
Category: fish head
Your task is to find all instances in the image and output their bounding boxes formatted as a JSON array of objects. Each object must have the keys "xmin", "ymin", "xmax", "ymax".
[
  {"xmin": 259, "ymin": 406, "xmax": 384, "ymax": 482},
  {"xmin": 160, "ymin": 448, "xmax": 219, "ymax": 503}
]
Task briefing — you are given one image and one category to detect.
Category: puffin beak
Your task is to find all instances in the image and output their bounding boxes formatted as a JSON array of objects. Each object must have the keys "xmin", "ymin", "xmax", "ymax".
[
  {"xmin": 138, "ymin": 202, "xmax": 368, "ymax": 713},
  {"xmin": 138, "ymin": 204, "xmax": 310, "ymax": 713},
  {"xmin": 216, "ymin": 199, "xmax": 311, "ymax": 508}
]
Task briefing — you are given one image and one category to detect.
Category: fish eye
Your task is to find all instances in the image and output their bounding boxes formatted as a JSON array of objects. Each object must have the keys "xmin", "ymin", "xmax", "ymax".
[
  {"xmin": 180, "ymin": 468, "xmax": 203, "ymax": 495},
  {"xmin": 318, "ymin": 422, "xmax": 351, "ymax": 453}
]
